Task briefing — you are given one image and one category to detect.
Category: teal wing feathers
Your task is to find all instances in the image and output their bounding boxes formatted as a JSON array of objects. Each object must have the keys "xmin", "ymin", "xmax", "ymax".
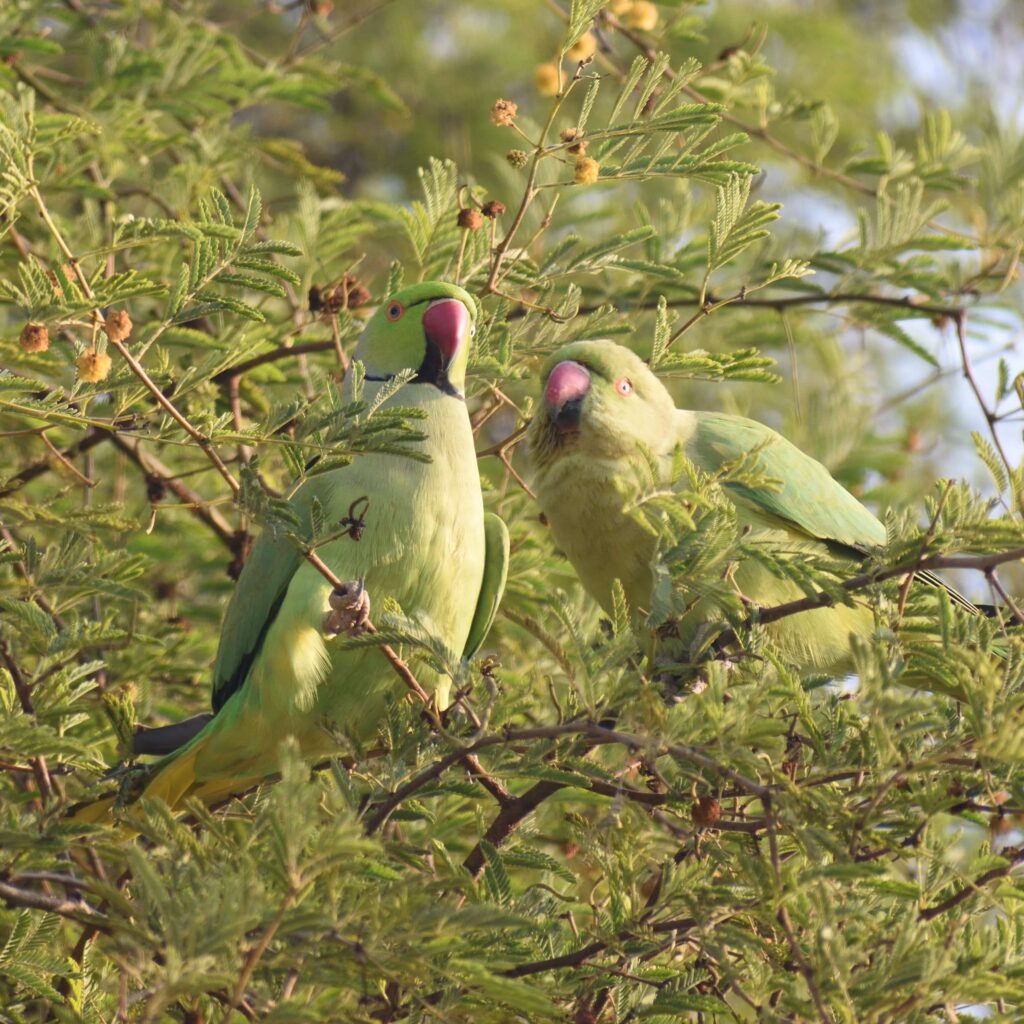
[
  {"xmin": 685, "ymin": 412, "xmax": 887, "ymax": 551},
  {"xmin": 462, "ymin": 512, "xmax": 509, "ymax": 659}
]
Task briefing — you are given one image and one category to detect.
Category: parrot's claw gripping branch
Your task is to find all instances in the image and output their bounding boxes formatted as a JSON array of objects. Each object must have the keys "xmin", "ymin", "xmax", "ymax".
[{"xmin": 324, "ymin": 578, "xmax": 372, "ymax": 637}]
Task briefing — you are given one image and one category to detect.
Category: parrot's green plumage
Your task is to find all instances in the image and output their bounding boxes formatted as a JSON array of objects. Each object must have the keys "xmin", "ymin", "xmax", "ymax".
[
  {"xmin": 527, "ymin": 339, "xmax": 959, "ymax": 674},
  {"xmin": 75, "ymin": 281, "xmax": 508, "ymax": 821}
]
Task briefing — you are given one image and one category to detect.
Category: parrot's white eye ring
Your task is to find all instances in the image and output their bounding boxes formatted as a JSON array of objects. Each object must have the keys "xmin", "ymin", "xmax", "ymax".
[
  {"xmin": 386, "ymin": 301, "xmax": 404, "ymax": 321},
  {"xmin": 616, "ymin": 377, "xmax": 633, "ymax": 396}
]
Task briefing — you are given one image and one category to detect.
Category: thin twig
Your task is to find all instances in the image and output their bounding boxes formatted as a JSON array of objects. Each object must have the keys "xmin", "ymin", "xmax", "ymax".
[
  {"xmin": 0, "ymin": 879, "xmax": 107, "ymax": 926},
  {"xmin": 953, "ymin": 310, "xmax": 1014, "ymax": 480},
  {"xmin": 764, "ymin": 795, "xmax": 832, "ymax": 1023},
  {"xmin": 897, "ymin": 480, "xmax": 954, "ymax": 618},
  {"xmin": 918, "ymin": 848, "xmax": 1024, "ymax": 922},
  {"xmin": 710, "ymin": 545, "xmax": 1024, "ymax": 652},
  {"xmin": 27, "ymin": 173, "xmax": 241, "ymax": 495},
  {"xmin": 223, "ymin": 887, "xmax": 298, "ymax": 1022}
]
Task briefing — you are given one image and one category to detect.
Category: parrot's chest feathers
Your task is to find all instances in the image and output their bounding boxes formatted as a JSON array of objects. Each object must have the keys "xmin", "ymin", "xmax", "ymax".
[
  {"xmin": 536, "ymin": 452, "xmax": 659, "ymax": 614},
  {"xmin": 355, "ymin": 398, "xmax": 482, "ymax": 592}
]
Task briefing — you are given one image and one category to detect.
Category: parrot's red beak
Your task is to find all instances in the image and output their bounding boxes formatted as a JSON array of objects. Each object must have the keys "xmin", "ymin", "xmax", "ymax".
[
  {"xmin": 545, "ymin": 360, "xmax": 591, "ymax": 433},
  {"xmin": 422, "ymin": 298, "xmax": 469, "ymax": 367}
]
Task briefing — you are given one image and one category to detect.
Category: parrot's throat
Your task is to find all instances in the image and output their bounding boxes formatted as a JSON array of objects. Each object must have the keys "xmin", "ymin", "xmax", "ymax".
[
  {"xmin": 548, "ymin": 398, "xmax": 583, "ymax": 446},
  {"xmin": 364, "ymin": 341, "xmax": 462, "ymax": 398},
  {"xmin": 413, "ymin": 339, "xmax": 463, "ymax": 398},
  {"xmin": 365, "ymin": 361, "xmax": 462, "ymax": 399}
]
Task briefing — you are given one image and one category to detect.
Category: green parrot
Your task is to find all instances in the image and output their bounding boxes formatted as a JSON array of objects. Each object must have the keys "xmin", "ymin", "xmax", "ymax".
[
  {"xmin": 527, "ymin": 339, "xmax": 969, "ymax": 674},
  {"xmin": 75, "ymin": 281, "xmax": 508, "ymax": 820}
]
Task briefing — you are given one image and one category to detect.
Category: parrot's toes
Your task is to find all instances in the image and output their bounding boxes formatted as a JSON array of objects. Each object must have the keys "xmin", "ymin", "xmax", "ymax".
[{"xmin": 324, "ymin": 578, "xmax": 372, "ymax": 637}]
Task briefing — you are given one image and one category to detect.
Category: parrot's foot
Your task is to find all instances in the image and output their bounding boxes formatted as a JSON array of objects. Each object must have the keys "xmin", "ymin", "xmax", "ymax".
[{"xmin": 324, "ymin": 578, "xmax": 372, "ymax": 637}]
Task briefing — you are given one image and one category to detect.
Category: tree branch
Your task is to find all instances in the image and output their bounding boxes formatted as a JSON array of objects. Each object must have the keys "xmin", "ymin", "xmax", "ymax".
[
  {"xmin": 710, "ymin": 545, "xmax": 1024, "ymax": 652},
  {"xmin": 918, "ymin": 848, "xmax": 1024, "ymax": 922},
  {"xmin": 0, "ymin": 878, "xmax": 107, "ymax": 927}
]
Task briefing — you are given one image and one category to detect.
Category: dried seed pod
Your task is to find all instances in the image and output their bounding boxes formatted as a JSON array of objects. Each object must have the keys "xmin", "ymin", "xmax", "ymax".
[
  {"xmin": 145, "ymin": 473, "xmax": 167, "ymax": 503},
  {"xmin": 692, "ymin": 796, "xmax": 722, "ymax": 828},
  {"xmin": 561, "ymin": 126, "xmax": 588, "ymax": 154},
  {"xmin": 340, "ymin": 274, "xmax": 371, "ymax": 309},
  {"xmin": 490, "ymin": 98, "xmax": 518, "ymax": 127},
  {"xmin": 323, "ymin": 272, "xmax": 372, "ymax": 311},
  {"xmin": 103, "ymin": 309, "xmax": 133, "ymax": 343},
  {"xmin": 481, "ymin": 199, "xmax": 507, "ymax": 218},
  {"xmin": 19, "ymin": 322, "xmax": 49, "ymax": 353},
  {"xmin": 506, "ymin": 149, "xmax": 529, "ymax": 169},
  {"xmin": 457, "ymin": 208, "xmax": 484, "ymax": 231}
]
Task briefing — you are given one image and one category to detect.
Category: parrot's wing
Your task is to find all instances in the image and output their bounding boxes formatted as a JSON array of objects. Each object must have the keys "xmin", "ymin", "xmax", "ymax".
[
  {"xmin": 211, "ymin": 499, "xmax": 311, "ymax": 713},
  {"xmin": 462, "ymin": 512, "xmax": 509, "ymax": 659},
  {"xmin": 686, "ymin": 411, "xmax": 887, "ymax": 551},
  {"xmin": 686, "ymin": 412, "xmax": 985, "ymax": 614}
]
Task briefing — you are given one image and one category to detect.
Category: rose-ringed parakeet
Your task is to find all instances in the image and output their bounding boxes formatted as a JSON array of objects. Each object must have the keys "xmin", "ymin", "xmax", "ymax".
[
  {"xmin": 527, "ymin": 339, "xmax": 974, "ymax": 674},
  {"xmin": 74, "ymin": 282, "xmax": 508, "ymax": 820}
]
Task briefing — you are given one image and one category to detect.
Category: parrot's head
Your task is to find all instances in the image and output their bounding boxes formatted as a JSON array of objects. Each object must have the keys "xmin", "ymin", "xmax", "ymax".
[
  {"xmin": 354, "ymin": 281, "xmax": 477, "ymax": 397},
  {"xmin": 529, "ymin": 340, "xmax": 677, "ymax": 465}
]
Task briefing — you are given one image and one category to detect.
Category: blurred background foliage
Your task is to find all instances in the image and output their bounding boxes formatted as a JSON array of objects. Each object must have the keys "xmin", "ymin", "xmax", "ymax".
[{"xmin": 3, "ymin": 0, "xmax": 1024, "ymax": 1020}]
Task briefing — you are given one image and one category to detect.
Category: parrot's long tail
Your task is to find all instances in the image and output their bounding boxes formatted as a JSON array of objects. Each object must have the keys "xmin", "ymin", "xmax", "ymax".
[
  {"xmin": 137, "ymin": 743, "xmax": 204, "ymax": 808},
  {"xmin": 69, "ymin": 732, "xmax": 264, "ymax": 829},
  {"xmin": 67, "ymin": 794, "xmax": 119, "ymax": 825},
  {"xmin": 67, "ymin": 743, "xmax": 203, "ymax": 828}
]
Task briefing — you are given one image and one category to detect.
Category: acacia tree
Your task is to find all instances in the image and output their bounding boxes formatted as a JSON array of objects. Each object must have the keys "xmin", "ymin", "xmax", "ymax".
[{"xmin": 2, "ymin": 1, "xmax": 1024, "ymax": 1021}]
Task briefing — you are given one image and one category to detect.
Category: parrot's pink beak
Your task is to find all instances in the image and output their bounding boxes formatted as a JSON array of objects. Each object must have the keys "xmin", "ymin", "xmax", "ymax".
[
  {"xmin": 545, "ymin": 360, "xmax": 591, "ymax": 432},
  {"xmin": 423, "ymin": 299, "xmax": 469, "ymax": 366}
]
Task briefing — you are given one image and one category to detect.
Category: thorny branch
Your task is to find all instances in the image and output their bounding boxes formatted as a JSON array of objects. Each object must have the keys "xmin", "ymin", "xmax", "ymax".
[{"xmin": 709, "ymin": 545, "xmax": 1024, "ymax": 653}]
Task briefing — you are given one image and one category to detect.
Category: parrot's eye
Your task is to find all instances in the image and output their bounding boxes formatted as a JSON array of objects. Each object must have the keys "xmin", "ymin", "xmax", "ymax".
[
  {"xmin": 615, "ymin": 377, "xmax": 633, "ymax": 396},
  {"xmin": 470, "ymin": 324, "xmax": 476, "ymax": 337},
  {"xmin": 386, "ymin": 301, "xmax": 404, "ymax": 321}
]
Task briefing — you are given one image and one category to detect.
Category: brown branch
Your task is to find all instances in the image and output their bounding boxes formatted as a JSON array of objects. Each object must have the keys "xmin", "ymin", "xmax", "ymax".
[
  {"xmin": 987, "ymin": 570, "xmax": 1024, "ymax": 627},
  {"xmin": 223, "ymin": 886, "xmax": 298, "ymax": 1022},
  {"xmin": 26, "ymin": 172, "xmax": 241, "ymax": 496},
  {"xmin": 503, "ymin": 913, "xmax": 700, "ymax": 978},
  {"xmin": 0, "ymin": 638, "xmax": 54, "ymax": 802},
  {"xmin": 105, "ymin": 337, "xmax": 240, "ymax": 495},
  {"xmin": 462, "ymin": 753, "xmax": 512, "ymax": 806},
  {"xmin": 108, "ymin": 434, "xmax": 237, "ymax": 551},
  {"xmin": 37, "ymin": 431, "xmax": 95, "ymax": 488},
  {"xmin": 662, "ymin": 288, "xmax": 965, "ymax": 320},
  {"xmin": 461, "ymin": 719, "xmax": 769, "ymax": 876},
  {"xmin": 897, "ymin": 480, "xmax": 954, "ymax": 618},
  {"xmin": 954, "ymin": 310, "xmax": 1014, "ymax": 479},
  {"xmin": 0, "ymin": 429, "xmax": 110, "ymax": 498},
  {"xmin": 363, "ymin": 743, "xmax": 489, "ymax": 835},
  {"xmin": 0, "ymin": 878, "xmax": 107, "ymax": 927},
  {"xmin": 463, "ymin": 779, "xmax": 565, "ymax": 877},
  {"xmin": 483, "ymin": 70, "xmax": 576, "ymax": 296},
  {"xmin": 918, "ymin": 847, "xmax": 1024, "ymax": 922},
  {"xmin": 710, "ymin": 545, "xmax": 1024, "ymax": 653},
  {"xmin": 210, "ymin": 339, "xmax": 335, "ymax": 382},
  {"xmin": 505, "ymin": 286, "xmax": 969, "ymax": 326},
  {"xmin": 764, "ymin": 795, "xmax": 832, "ymax": 1023},
  {"xmin": 365, "ymin": 716, "xmax": 766, "ymax": 838}
]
